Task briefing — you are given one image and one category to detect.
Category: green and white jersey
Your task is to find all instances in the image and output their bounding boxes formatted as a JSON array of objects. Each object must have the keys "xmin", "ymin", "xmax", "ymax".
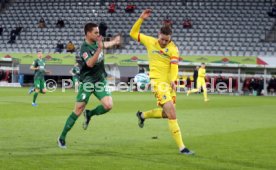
[
  {"xmin": 79, "ymin": 41, "xmax": 107, "ymax": 83},
  {"xmin": 32, "ymin": 58, "xmax": 46, "ymax": 80},
  {"xmin": 71, "ymin": 66, "xmax": 80, "ymax": 79}
]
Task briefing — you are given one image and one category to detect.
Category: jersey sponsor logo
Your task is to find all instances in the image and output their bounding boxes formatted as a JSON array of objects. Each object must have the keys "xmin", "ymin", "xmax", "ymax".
[
  {"xmin": 81, "ymin": 93, "xmax": 86, "ymax": 100},
  {"xmin": 83, "ymin": 52, "xmax": 88, "ymax": 59},
  {"xmin": 152, "ymin": 50, "xmax": 170, "ymax": 58},
  {"xmin": 97, "ymin": 52, "xmax": 104, "ymax": 63},
  {"xmin": 89, "ymin": 50, "xmax": 95, "ymax": 56}
]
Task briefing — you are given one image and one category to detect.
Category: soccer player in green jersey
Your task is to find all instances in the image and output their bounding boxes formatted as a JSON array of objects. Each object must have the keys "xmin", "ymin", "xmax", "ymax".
[
  {"xmin": 58, "ymin": 23, "xmax": 121, "ymax": 148},
  {"xmin": 70, "ymin": 63, "xmax": 80, "ymax": 88},
  {"xmin": 29, "ymin": 50, "xmax": 50, "ymax": 106}
]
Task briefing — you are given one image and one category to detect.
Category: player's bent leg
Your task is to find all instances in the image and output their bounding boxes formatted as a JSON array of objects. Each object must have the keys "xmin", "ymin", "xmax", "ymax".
[
  {"xmin": 137, "ymin": 81, "xmax": 170, "ymax": 128},
  {"xmin": 41, "ymin": 88, "xmax": 47, "ymax": 94},
  {"xmin": 187, "ymin": 88, "xmax": 199, "ymax": 96},
  {"xmin": 87, "ymin": 96, "xmax": 112, "ymax": 117},
  {"xmin": 143, "ymin": 108, "xmax": 163, "ymax": 119},
  {"xmin": 101, "ymin": 96, "xmax": 113, "ymax": 111},
  {"xmin": 137, "ymin": 109, "xmax": 168, "ymax": 127},
  {"xmin": 136, "ymin": 108, "xmax": 164, "ymax": 128},
  {"xmin": 83, "ymin": 97, "xmax": 112, "ymax": 130},
  {"xmin": 188, "ymin": 80, "xmax": 202, "ymax": 96}
]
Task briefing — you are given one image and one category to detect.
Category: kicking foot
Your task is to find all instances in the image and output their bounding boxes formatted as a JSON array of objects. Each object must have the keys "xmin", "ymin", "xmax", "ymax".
[
  {"xmin": 136, "ymin": 110, "xmax": 145, "ymax": 128},
  {"xmin": 32, "ymin": 102, "xmax": 38, "ymax": 107}
]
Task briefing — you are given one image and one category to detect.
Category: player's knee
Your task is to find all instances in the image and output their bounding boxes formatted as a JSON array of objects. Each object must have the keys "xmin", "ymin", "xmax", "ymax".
[
  {"xmin": 167, "ymin": 111, "xmax": 176, "ymax": 119},
  {"xmin": 75, "ymin": 105, "xmax": 85, "ymax": 115},
  {"xmin": 35, "ymin": 89, "xmax": 40, "ymax": 93},
  {"xmin": 162, "ymin": 111, "xmax": 168, "ymax": 118},
  {"xmin": 103, "ymin": 102, "xmax": 113, "ymax": 111}
]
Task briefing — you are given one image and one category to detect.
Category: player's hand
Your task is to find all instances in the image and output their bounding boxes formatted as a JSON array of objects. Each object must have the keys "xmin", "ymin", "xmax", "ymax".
[
  {"xmin": 45, "ymin": 70, "xmax": 51, "ymax": 74},
  {"xmin": 112, "ymin": 35, "xmax": 121, "ymax": 46},
  {"xmin": 97, "ymin": 35, "xmax": 103, "ymax": 49},
  {"xmin": 140, "ymin": 9, "xmax": 152, "ymax": 20},
  {"xmin": 170, "ymin": 81, "xmax": 176, "ymax": 91}
]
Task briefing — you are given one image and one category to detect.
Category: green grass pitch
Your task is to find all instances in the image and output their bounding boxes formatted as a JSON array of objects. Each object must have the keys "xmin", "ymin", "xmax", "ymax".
[{"xmin": 0, "ymin": 87, "xmax": 276, "ymax": 170}]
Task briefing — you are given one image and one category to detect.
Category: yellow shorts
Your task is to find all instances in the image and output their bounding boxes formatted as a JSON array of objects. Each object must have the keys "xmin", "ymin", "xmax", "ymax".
[
  {"xmin": 197, "ymin": 78, "xmax": 206, "ymax": 89},
  {"xmin": 151, "ymin": 80, "xmax": 176, "ymax": 106}
]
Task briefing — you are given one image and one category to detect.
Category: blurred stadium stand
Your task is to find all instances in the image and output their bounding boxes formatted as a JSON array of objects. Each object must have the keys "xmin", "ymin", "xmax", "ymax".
[{"xmin": 0, "ymin": 0, "xmax": 275, "ymax": 57}]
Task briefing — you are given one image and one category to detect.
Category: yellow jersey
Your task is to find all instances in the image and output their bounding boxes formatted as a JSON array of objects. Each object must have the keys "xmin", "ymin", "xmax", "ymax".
[
  {"xmin": 198, "ymin": 68, "xmax": 206, "ymax": 79},
  {"xmin": 130, "ymin": 18, "xmax": 179, "ymax": 83}
]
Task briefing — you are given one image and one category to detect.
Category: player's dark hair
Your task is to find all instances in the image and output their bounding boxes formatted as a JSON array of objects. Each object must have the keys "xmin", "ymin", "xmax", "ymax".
[
  {"xmin": 160, "ymin": 25, "xmax": 172, "ymax": 35},
  {"xmin": 201, "ymin": 62, "xmax": 205, "ymax": 65},
  {"xmin": 84, "ymin": 23, "xmax": 98, "ymax": 35}
]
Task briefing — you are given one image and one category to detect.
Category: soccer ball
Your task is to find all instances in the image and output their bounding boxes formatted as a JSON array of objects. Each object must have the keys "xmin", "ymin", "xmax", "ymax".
[{"xmin": 134, "ymin": 73, "xmax": 150, "ymax": 90}]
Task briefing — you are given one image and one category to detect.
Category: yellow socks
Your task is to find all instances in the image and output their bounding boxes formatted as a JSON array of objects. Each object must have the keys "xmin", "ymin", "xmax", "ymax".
[
  {"xmin": 190, "ymin": 89, "xmax": 199, "ymax": 93},
  {"xmin": 142, "ymin": 110, "xmax": 186, "ymax": 150},
  {"xmin": 143, "ymin": 108, "xmax": 163, "ymax": 119},
  {"xmin": 203, "ymin": 88, "xmax": 208, "ymax": 100},
  {"xmin": 168, "ymin": 119, "xmax": 185, "ymax": 150}
]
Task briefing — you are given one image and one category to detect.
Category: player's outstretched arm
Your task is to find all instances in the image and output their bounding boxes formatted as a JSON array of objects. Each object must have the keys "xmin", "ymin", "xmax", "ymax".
[
  {"xmin": 129, "ymin": 9, "xmax": 152, "ymax": 41},
  {"xmin": 103, "ymin": 35, "xmax": 121, "ymax": 48}
]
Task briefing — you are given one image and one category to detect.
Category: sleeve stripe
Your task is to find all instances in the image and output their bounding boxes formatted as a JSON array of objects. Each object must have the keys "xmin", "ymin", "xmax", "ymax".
[
  {"xmin": 170, "ymin": 59, "xmax": 179, "ymax": 62},
  {"xmin": 170, "ymin": 56, "xmax": 179, "ymax": 60},
  {"xmin": 171, "ymin": 61, "xmax": 178, "ymax": 64},
  {"xmin": 138, "ymin": 33, "xmax": 140, "ymax": 42}
]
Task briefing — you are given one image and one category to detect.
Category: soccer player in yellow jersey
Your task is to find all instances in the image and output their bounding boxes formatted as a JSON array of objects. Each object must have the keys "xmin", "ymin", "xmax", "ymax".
[
  {"xmin": 187, "ymin": 63, "xmax": 209, "ymax": 102},
  {"xmin": 130, "ymin": 9, "xmax": 194, "ymax": 155}
]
